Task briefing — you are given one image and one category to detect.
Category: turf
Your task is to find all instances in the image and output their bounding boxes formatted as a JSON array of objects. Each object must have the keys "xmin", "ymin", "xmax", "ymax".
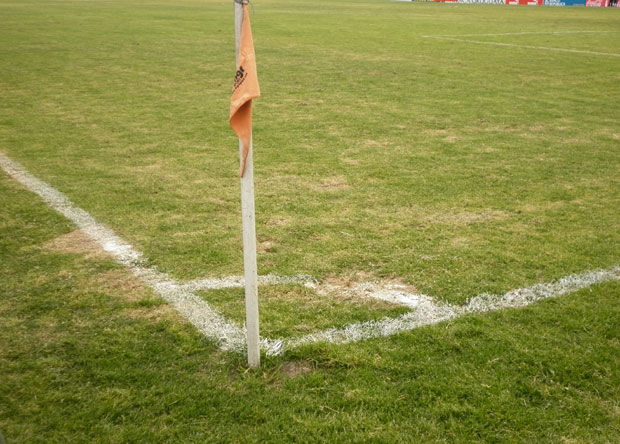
[
  {"xmin": 1, "ymin": 172, "xmax": 619, "ymax": 442},
  {"xmin": 1, "ymin": 0, "xmax": 619, "ymax": 441}
]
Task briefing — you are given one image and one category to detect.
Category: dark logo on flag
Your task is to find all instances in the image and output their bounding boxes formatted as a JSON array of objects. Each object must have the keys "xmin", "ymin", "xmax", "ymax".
[{"xmin": 233, "ymin": 66, "xmax": 246, "ymax": 92}]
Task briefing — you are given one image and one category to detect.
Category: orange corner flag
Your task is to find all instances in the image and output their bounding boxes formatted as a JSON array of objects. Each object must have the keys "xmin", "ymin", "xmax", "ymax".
[{"xmin": 230, "ymin": 3, "xmax": 260, "ymax": 177}]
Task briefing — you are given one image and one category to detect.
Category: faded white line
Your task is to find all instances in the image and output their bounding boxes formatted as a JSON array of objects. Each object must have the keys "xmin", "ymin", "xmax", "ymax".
[
  {"xmin": 180, "ymin": 273, "xmax": 317, "ymax": 291},
  {"xmin": 422, "ymin": 30, "xmax": 619, "ymax": 38},
  {"xmin": 424, "ymin": 36, "xmax": 620, "ymax": 58},
  {"xmin": 0, "ymin": 153, "xmax": 247, "ymax": 352},
  {"xmin": 269, "ymin": 266, "xmax": 620, "ymax": 355}
]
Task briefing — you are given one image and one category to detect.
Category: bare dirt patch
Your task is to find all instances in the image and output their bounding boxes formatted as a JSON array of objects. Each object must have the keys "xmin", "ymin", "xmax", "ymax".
[
  {"xmin": 265, "ymin": 216, "xmax": 291, "ymax": 227},
  {"xmin": 311, "ymin": 176, "xmax": 350, "ymax": 192},
  {"xmin": 340, "ymin": 157, "xmax": 360, "ymax": 165},
  {"xmin": 258, "ymin": 239, "xmax": 277, "ymax": 253},
  {"xmin": 281, "ymin": 360, "xmax": 313, "ymax": 378},
  {"xmin": 322, "ymin": 271, "xmax": 378, "ymax": 289},
  {"xmin": 91, "ymin": 270, "xmax": 179, "ymax": 321},
  {"xmin": 43, "ymin": 231, "xmax": 178, "ymax": 322},
  {"xmin": 519, "ymin": 201, "xmax": 568, "ymax": 213},
  {"xmin": 123, "ymin": 304, "xmax": 179, "ymax": 322},
  {"xmin": 43, "ymin": 229, "xmax": 110, "ymax": 260},
  {"xmin": 322, "ymin": 271, "xmax": 420, "ymax": 297},
  {"xmin": 423, "ymin": 209, "xmax": 509, "ymax": 225},
  {"xmin": 451, "ymin": 236, "xmax": 470, "ymax": 247},
  {"xmin": 91, "ymin": 269, "xmax": 149, "ymax": 302},
  {"xmin": 362, "ymin": 139, "xmax": 390, "ymax": 148},
  {"xmin": 205, "ymin": 196, "xmax": 230, "ymax": 207},
  {"xmin": 423, "ymin": 128, "xmax": 450, "ymax": 136}
]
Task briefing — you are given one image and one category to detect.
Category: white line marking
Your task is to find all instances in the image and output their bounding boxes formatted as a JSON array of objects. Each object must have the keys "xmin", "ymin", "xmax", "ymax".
[
  {"xmin": 180, "ymin": 274, "xmax": 317, "ymax": 291},
  {"xmin": 422, "ymin": 30, "xmax": 619, "ymax": 38},
  {"xmin": 2, "ymin": 152, "xmax": 618, "ymax": 357},
  {"xmin": 270, "ymin": 266, "xmax": 620, "ymax": 355},
  {"xmin": 423, "ymin": 36, "xmax": 620, "ymax": 58},
  {"xmin": 0, "ymin": 152, "xmax": 246, "ymax": 352},
  {"xmin": 462, "ymin": 267, "xmax": 620, "ymax": 313}
]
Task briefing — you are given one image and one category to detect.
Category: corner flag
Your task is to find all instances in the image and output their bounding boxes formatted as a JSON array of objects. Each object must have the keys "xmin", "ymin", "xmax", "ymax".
[
  {"xmin": 230, "ymin": 2, "xmax": 260, "ymax": 177},
  {"xmin": 232, "ymin": 0, "xmax": 260, "ymax": 368}
]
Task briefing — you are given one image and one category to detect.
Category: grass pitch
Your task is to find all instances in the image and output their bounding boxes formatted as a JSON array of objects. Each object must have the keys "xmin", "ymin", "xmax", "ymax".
[{"xmin": 1, "ymin": 0, "xmax": 619, "ymax": 442}]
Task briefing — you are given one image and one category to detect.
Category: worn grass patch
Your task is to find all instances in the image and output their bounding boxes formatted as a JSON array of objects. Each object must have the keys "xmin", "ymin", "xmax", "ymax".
[{"xmin": 41, "ymin": 229, "xmax": 110, "ymax": 260}]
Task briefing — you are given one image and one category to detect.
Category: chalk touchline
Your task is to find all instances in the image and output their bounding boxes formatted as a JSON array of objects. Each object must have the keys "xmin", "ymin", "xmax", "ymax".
[
  {"xmin": 425, "ymin": 36, "xmax": 620, "ymax": 58},
  {"xmin": 422, "ymin": 30, "xmax": 620, "ymax": 38},
  {"xmin": 1, "ymin": 152, "xmax": 618, "ymax": 356},
  {"xmin": 422, "ymin": 33, "xmax": 620, "ymax": 58}
]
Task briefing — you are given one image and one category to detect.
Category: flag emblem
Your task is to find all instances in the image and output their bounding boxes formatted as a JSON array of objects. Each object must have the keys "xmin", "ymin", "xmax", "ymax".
[{"xmin": 229, "ymin": 3, "xmax": 260, "ymax": 177}]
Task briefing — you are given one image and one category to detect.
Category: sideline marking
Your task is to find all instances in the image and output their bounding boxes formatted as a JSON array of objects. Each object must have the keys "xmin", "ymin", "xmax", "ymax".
[
  {"xmin": 2, "ymin": 152, "xmax": 618, "ymax": 356},
  {"xmin": 0, "ymin": 153, "xmax": 246, "ymax": 351},
  {"xmin": 272, "ymin": 267, "xmax": 619, "ymax": 355},
  {"xmin": 423, "ymin": 35, "xmax": 620, "ymax": 58},
  {"xmin": 180, "ymin": 273, "xmax": 317, "ymax": 291},
  {"xmin": 422, "ymin": 30, "xmax": 619, "ymax": 38}
]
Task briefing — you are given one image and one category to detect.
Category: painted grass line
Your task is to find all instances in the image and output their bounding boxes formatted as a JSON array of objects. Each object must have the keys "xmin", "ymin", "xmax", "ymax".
[
  {"xmin": 0, "ymin": 152, "xmax": 247, "ymax": 352},
  {"xmin": 422, "ymin": 30, "xmax": 619, "ymax": 38},
  {"xmin": 270, "ymin": 266, "xmax": 620, "ymax": 355},
  {"xmin": 423, "ymin": 36, "xmax": 620, "ymax": 58},
  {"xmin": 180, "ymin": 274, "xmax": 318, "ymax": 291},
  {"xmin": 462, "ymin": 266, "xmax": 620, "ymax": 313}
]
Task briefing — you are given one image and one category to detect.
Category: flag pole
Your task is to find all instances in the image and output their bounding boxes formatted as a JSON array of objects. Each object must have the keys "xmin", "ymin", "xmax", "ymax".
[{"xmin": 234, "ymin": 0, "xmax": 260, "ymax": 368}]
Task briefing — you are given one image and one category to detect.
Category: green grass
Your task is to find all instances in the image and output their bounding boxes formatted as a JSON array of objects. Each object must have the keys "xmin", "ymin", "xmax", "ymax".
[{"xmin": 1, "ymin": 0, "xmax": 619, "ymax": 441}]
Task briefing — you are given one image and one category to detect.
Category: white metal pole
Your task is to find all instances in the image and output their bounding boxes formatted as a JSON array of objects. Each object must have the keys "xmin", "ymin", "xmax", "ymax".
[{"xmin": 234, "ymin": 0, "xmax": 260, "ymax": 368}]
